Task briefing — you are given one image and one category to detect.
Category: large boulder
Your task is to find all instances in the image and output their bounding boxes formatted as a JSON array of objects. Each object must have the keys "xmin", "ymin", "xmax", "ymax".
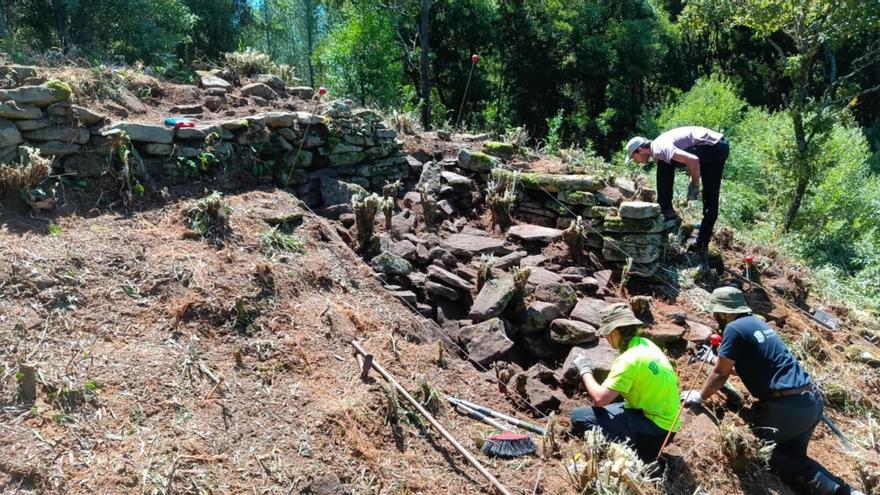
[
  {"xmin": 104, "ymin": 123, "xmax": 173, "ymax": 144},
  {"xmin": 468, "ymin": 275, "xmax": 516, "ymax": 322},
  {"xmin": 370, "ymin": 252, "xmax": 412, "ymax": 277},
  {"xmin": 549, "ymin": 319, "xmax": 598, "ymax": 345},
  {"xmin": 458, "ymin": 318, "xmax": 515, "ymax": 366},
  {"xmin": 484, "ymin": 140, "xmax": 516, "ymax": 160},
  {"xmin": 570, "ymin": 298, "xmax": 608, "ymax": 328},
  {"xmin": 457, "ymin": 148, "xmax": 497, "ymax": 173},
  {"xmin": 254, "ymin": 74, "xmax": 287, "ymax": 93},
  {"xmin": 320, "ymin": 178, "xmax": 368, "ymax": 206}
]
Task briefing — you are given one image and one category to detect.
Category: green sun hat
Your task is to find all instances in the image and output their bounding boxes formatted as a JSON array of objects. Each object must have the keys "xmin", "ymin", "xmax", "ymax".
[
  {"xmin": 709, "ymin": 287, "xmax": 752, "ymax": 314},
  {"xmin": 597, "ymin": 302, "xmax": 644, "ymax": 336}
]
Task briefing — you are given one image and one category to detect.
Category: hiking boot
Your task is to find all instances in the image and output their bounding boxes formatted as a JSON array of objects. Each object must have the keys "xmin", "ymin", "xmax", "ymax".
[{"xmin": 661, "ymin": 209, "xmax": 679, "ymax": 222}]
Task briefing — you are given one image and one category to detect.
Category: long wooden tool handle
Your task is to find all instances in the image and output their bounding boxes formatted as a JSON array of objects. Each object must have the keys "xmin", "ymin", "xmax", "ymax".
[
  {"xmin": 454, "ymin": 397, "xmax": 546, "ymax": 435},
  {"xmin": 351, "ymin": 341, "xmax": 513, "ymax": 495},
  {"xmin": 656, "ymin": 357, "xmax": 710, "ymax": 460}
]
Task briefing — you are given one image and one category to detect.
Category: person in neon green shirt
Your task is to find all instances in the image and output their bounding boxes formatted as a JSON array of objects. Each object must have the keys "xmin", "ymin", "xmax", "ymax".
[{"xmin": 569, "ymin": 303, "xmax": 681, "ymax": 462}]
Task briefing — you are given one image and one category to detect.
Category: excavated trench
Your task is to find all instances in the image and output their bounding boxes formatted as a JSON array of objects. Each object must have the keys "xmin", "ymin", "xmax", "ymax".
[{"xmin": 315, "ymin": 149, "xmax": 718, "ymax": 417}]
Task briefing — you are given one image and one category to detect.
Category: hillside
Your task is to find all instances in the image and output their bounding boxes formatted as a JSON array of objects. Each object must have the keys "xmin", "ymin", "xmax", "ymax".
[{"xmin": 0, "ymin": 65, "xmax": 879, "ymax": 495}]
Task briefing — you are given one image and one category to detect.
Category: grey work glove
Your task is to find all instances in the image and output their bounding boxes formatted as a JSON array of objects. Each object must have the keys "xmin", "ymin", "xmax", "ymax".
[
  {"xmin": 687, "ymin": 183, "xmax": 700, "ymax": 201},
  {"xmin": 681, "ymin": 390, "xmax": 703, "ymax": 407},
  {"xmin": 695, "ymin": 345, "xmax": 717, "ymax": 364},
  {"xmin": 572, "ymin": 353, "xmax": 592, "ymax": 376}
]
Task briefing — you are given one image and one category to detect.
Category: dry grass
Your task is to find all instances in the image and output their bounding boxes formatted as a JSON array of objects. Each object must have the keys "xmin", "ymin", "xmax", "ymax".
[
  {"xmin": 562, "ymin": 428, "xmax": 660, "ymax": 494},
  {"xmin": 0, "ymin": 147, "xmax": 50, "ymax": 191}
]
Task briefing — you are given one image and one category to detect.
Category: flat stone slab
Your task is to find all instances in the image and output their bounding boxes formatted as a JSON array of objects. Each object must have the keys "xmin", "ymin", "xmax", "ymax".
[
  {"xmin": 440, "ymin": 233, "xmax": 512, "ymax": 257},
  {"xmin": 507, "ymin": 224, "xmax": 563, "ymax": 244},
  {"xmin": 526, "ymin": 267, "xmax": 562, "ymax": 286},
  {"xmin": 427, "ymin": 265, "xmax": 473, "ymax": 292},
  {"xmin": 640, "ymin": 324, "xmax": 687, "ymax": 347},
  {"xmin": 491, "ymin": 168, "xmax": 604, "ymax": 193},
  {"xmin": 105, "ymin": 122, "xmax": 173, "ymax": 144},
  {"xmin": 619, "ymin": 201, "xmax": 661, "ymax": 220}
]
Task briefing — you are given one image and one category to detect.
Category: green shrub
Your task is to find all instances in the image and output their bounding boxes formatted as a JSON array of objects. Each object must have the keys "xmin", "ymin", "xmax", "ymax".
[
  {"xmin": 655, "ymin": 75, "xmax": 747, "ymax": 135},
  {"xmin": 224, "ymin": 48, "xmax": 277, "ymax": 77}
]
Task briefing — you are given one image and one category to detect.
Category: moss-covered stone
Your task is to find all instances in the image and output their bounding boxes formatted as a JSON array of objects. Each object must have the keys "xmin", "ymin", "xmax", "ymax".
[
  {"xmin": 458, "ymin": 148, "xmax": 498, "ymax": 173},
  {"xmin": 329, "ymin": 151, "xmax": 365, "ymax": 166},
  {"xmin": 601, "ymin": 241, "xmax": 661, "ymax": 263},
  {"xmin": 484, "ymin": 140, "xmax": 516, "ymax": 160},
  {"xmin": 582, "ymin": 206, "xmax": 616, "ymax": 218},
  {"xmin": 45, "ymin": 79, "xmax": 73, "ymax": 101},
  {"xmin": 558, "ymin": 190, "xmax": 597, "ymax": 206},
  {"xmin": 370, "ymin": 252, "xmax": 412, "ymax": 277},
  {"xmin": 491, "ymin": 168, "xmax": 604, "ymax": 193},
  {"xmin": 602, "ymin": 215, "xmax": 665, "ymax": 234}
]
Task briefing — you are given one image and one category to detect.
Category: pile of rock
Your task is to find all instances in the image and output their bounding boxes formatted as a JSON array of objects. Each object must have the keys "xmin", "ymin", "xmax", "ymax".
[
  {"xmin": 0, "ymin": 74, "xmax": 408, "ymax": 206},
  {"xmin": 600, "ymin": 201, "xmax": 668, "ymax": 275},
  {"xmin": 0, "ymin": 81, "xmax": 104, "ymax": 162}
]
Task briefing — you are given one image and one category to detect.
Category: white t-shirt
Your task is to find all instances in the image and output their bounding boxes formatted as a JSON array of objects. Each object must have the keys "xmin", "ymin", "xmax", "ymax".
[{"xmin": 650, "ymin": 126, "xmax": 724, "ymax": 163}]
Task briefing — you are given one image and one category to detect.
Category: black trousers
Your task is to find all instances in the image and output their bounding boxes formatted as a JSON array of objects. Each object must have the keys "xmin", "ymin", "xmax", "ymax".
[
  {"xmin": 750, "ymin": 390, "xmax": 851, "ymax": 495},
  {"xmin": 656, "ymin": 138, "xmax": 729, "ymax": 248},
  {"xmin": 570, "ymin": 403, "xmax": 673, "ymax": 463}
]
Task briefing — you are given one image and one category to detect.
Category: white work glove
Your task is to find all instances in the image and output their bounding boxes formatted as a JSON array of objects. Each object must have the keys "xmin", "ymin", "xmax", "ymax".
[
  {"xmin": 687, "ymin": 184, "xmax": 700, "ymax": 201},
  {"xmin": 695, "ymin": 345, "xmax": 717, "ymax": 364},
  {"xmin": 681, "ymin": 390, "xmax": 703, "ymax": 407},
  {"xmin": 572, "ymin": 353, "xmax": 592, "ymax": 377}
]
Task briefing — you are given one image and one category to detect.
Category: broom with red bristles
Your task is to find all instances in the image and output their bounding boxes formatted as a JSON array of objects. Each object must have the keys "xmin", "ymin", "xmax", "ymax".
[{"xmin": 447, "ymin": 396, "xmax": 538, "ymax": 458}]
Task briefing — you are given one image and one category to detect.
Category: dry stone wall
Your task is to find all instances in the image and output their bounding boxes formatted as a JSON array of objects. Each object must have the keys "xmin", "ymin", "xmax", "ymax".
[{"xmin": 0, "ymin": 81, "xmax": 408, "ymax": 206}]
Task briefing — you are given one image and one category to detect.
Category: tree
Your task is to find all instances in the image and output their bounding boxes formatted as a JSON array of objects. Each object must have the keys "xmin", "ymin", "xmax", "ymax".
[
  {"xmin": 683, "ymin": 0, "xmax": 880, "ymax": 231},
  {"xmin": 315, "ymin": 3, "xmax": 404, "ymax": 107}
]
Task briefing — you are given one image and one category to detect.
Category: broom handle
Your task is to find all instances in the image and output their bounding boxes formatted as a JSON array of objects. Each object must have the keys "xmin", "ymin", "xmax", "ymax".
[
  {"xmin": 655, "ymin": 357, "xmax": 710, "ymax": 460},
  {"xmin": 449, "ymin": 397, "xmax": 546, "ymax": 435},
  {"xmin": 352, "ymin": 341, "xmax": 513, "ymax": 495},
  {"xmin": 455, "ymin": 403, "xmax": 512, "ymax": 431}
]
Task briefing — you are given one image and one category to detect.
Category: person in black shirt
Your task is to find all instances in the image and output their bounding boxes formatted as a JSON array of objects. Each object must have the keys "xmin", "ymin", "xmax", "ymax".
[{"xmin": 681, "ymin": 287, "xmax": 864, "ymax": 495}]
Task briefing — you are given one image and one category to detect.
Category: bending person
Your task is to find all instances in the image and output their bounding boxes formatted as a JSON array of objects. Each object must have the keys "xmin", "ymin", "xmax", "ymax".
[
  {"xmin": 570, "ymin": 303, "xmax": 681, "ymax": 462},
  {"xmin": 625, "ymin": 126, "xmax": 729, "ymax": 253},
  {"xmin": 682, "ymin": 287, "xmax": 864, "ymax": 495}
]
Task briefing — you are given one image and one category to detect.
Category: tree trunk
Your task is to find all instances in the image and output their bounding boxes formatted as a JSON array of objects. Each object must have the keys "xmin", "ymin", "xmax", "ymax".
[
  {"xmin": 784, "ymin": 178, "xmax": 808, "ymax": 232},
  {"xmin": 419, "ymin": 0, "xmax": 431, "ymax": 130},
  {"xmin": 304, "ymin": 0, "xmax": 314, "ymax": 87},
  {"xmin": 783, "ymin": 110, "xmax": 809, "ymax": 232},
  {"xmin": 51, "ymin": 0, "xmax": 67, "ymax": 50},
  {"xmin": 263, "ymin": 0, "xmax": 272, "ymax": 55},
  {"xmin": 0, "ymin": 2, "xmax": 8, "ymax": 37}
]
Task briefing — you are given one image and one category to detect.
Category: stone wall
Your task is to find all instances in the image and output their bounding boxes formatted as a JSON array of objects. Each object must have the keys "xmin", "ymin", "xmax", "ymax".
[{"xmin": 0, "ymin": 81, "xmax": 409, "ymax": 206}]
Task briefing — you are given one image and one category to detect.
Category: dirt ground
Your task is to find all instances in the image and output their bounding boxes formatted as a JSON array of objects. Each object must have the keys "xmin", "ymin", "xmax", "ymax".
[{"xmin": 1, "ymin": 185, "xmax": 877, "ymax": 494}]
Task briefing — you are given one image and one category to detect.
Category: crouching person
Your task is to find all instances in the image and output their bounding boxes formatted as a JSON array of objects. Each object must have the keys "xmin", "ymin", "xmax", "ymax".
[
  {"xmin": 570, "ymin": 303, "xmax": 681, "ymax": 462},
  {"xmin": 682, "ymin": 287, "xmax": 864, "ymax": 495}
]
